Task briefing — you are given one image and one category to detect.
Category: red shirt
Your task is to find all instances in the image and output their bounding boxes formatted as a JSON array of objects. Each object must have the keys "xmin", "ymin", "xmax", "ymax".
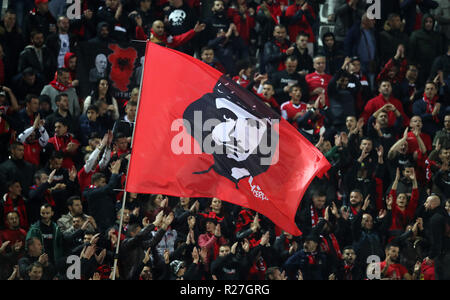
[
  {"xmin": 406, "ymin": 132, "xmax": 432, "ymax": 154},
  {"xmin": 284, "ymin": 4, "xmax": 316, "ymax": 43},
  {"xmin": 305, "ymin": 72, "xmax": 332, "ymax": 106},
  {"xmin": 361, "ymin": 94, "xmax": 409, "ymax": 127},
  {"xmin": 379, "ymin": 261, "xmax": 408, "ymax": 280},
  {"xmin": 388, "ymin": 189, "xmax": 419, "ymax": 232},
  {"xmin": 78, "ymin": 165, "xmax": 100, "ymax": 201},
  {"xmin": 280, "ymin": 101, "xmax": 307, "ymax": 127},
  {"xmin": 0, "ymin": 228, "xmax": 27, "ymax": 245}
]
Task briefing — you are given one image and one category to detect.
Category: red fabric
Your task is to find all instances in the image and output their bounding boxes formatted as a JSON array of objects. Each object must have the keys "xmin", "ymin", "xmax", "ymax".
[
  {"xmin": 284, "ymin": 4, "xmax": 316, "ymax": 43},
  {"xmin": 305, "ymin": 72, "xmax": 332, "ymax": 106},
  {"xmin": 258, "ymin": 93, "xmax": 280, "ymax": 109},
  {"xmin": 77, "ymin": 165, "xmax": 100, "ymax": 201},
  {"xmin": 406, "ymin": 132, "xmax": 432, "ymax": 154},
  {"xmin": 280, "ymin": 101, "xmax": 307, "ymax": 127},
  {"xmin": 2, "ymin": 194, "xmax": 28, "ymax": 230},
  {"xmin": 376, "ymin": 58, "xmax": 407, "ymax": 85},
  {"xmin": 23, "ymin": 141, "xmax": 42, "ymax": 166},
  {"xmin": 125, "ymin": 43, "xmax": 330, "ymax": 236},
  {"xmin": 421, "ymin": 260, "xmax": 435, "ymax": 280},
  {"xmin": 136, "ymin": 27, "xmax": 196, "ymax": 49},
  {"xmin": 256, "ymin": 3, "xmax": 282, "ymax": 25},
  {"xmin": 0, "ymin": 228, "xmax": 27, "ymax": 248},
  {"xmin": 361, "ymin": 94, "xmax": 409, "ymax": 127},
  {"xmin": 388, "ymin": 188, "xmax": 419, "ymax": 231},
  {"xmin": 126, "ymin": 43, "xmax": 330, "ymax": 235},
  {"xmin": 48, "ymin": 134, "xmax": 80, "ymax": 169},
  {"xmin": 232, "ymin": 75, "xmax": 250, "ymax": 88},
  {"xmin": 379, "ymin": 261, "xmax": 408, "ymax": 279},
  {"xmin": 29, "ymin": 184, "xmax": 55, "ymax": 207},
  {"xmin": 229, "ymin": 8, "xmax": 255, "ymax": 44},
  {"xmin": 49, "ymin": 79, "xmax": 71, "ymax": 92}
]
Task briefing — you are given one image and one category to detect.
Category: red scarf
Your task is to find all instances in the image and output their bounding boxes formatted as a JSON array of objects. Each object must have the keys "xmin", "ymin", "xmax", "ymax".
[
  {"xmin": 423, "ymin": 93, "xmax": 439, "ymax": 122},
  {"xmin": 198, "ymin": 211, "xmax": 224, "ymax": 223},
  {"xmin": 3, "ymin": 193, "xmax": 28, "ymax": 229},
  {"xmin": 274, "ymin": 40, "xmax": 289, "ymax": 71},
  {"xmin": 310, "ymin": 205, "xmax": 324, "ymax": 227},
  {"xmin": 50, "ymin": 79, "xmax": 71, "ymax": 92},
  {"xmin": 307, "ymin": 252, "xmax": 317, "ymax": 265},
  {"xmin": 320, "ymin": 234, "xmax": 342, "ymax": 259}
]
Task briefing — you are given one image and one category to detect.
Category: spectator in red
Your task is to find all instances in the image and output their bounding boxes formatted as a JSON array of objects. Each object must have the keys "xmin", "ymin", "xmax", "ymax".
[
  {"xmin": 361, "ymin": 80, "xmax": 409, "ymax": 127},
  {"xmin": 47, "ymin": 119, "xmax": 80, "ymax": 170},
  {"xmin": 377, "ymin": 243, "xmax": 414, "ymax": 280},
  {"xmin": 280, "ymin": 84, "xmax": 307, "ymax": 127},
  {"xmin": 0, "ymin": 211, "xmax": 27, "ymax": 248},
  {"xmin": 305, "ymin": 55, "xmax": 332, "ymax": 107},
  {"xmin": 229, "ymin": 0, "xmax": 256, "ymax": 47},
  {"xmin": 413, "ymin": 81, "xmax": 444, "ymax": 137},
  {"xmin": 376, "ymin": 44, "xmax": 408, "ymax": 88},
  {"xmin": 285, "ymin": 0, "xmax": 316, "ymax": 46},
  {"xmin": 387, "ymin": 168, "xmax": 419, "ymax": 238},
  {"xmin": 17, "ymin": 114, "xmax": 48, "ymax": 167},
  {"xmin": 2, "ymin": 180, "xmax": 28, "ymax": 230}
]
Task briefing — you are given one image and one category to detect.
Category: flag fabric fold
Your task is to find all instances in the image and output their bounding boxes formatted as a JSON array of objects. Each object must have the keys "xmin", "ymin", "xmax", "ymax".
[{"xmin": 126, "ymin": 42, "xmax": 331, "ymax": 236}]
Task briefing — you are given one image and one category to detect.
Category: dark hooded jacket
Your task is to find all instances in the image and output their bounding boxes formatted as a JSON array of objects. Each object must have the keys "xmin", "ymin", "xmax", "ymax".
[{"xmin": 408, "ymin": 14, "xmax": 444, "ymax": 80}]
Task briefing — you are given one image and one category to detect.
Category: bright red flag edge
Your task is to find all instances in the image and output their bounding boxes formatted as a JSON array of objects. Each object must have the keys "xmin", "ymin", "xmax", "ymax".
[{"xmin": 126, "ymin": 42, "xmax": 331, "ymax": 236}]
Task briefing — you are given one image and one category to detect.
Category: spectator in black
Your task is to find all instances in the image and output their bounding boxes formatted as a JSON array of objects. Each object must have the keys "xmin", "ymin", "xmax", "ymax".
[
  {"xmin": 0, "ymin": 141, "xmax": 35, "ymax": 197},
  {"xmin": 333, "ymin": 0, "xmax": 366, "ymax": 46},
  {"xmin": 45, "ymin": 93, "xmax": 79, "ymax": 138},
  {"xmin": 270, "ymin": 55, "xmax": 309, "ymax": 105},
  {"xmin": 46, "ymin": 16, "xmax": 78, "ymax": 69},
  {"xmin": 379, "ymin": 13, "xmax": 409, "ymax": 66},
  {"xmin": 400, "ymin": 0, "xmax": 439, "ymax": 35},
  {"xmin": 262, "ymin": 24, "xmax": 294, "ymax": 76},
  {"xmin": 326, "ymin": 57, "xmax": 361, "ymax": 132},
  {"xmin": 12, "ymin": 68, "xmax": 46, "ymax": 105},
  {"xmin": 18, "ymin": 30, "xmax": 56, "ymax": 83},
  {"xmin": 113, "ymin": 100, "xmax": 136, "ymax": 139},
  {"xmin": 88, "ymin": 22, "xmax": 112, "ymax": 45},
  {"xmin": 318, "ymin": 32, "xmax": 345, "ymax": 76},
  {"xmin": 18, "ymin": 237, "xmax": 56, "ymax": 280},
  {"xmin": 408, "ymin": 14, "xmax": 444, "ymax": 85},
  {"xmin": 84, "ymin": 160, "xmax": 122, "ymax": 234},
  {"xmin": 23, "ymin": 0, "xmax": 57, "ymax": 41},
  {"xmin": 164, "ymin": 0, "xmax": 198, "ymax": 55},
  {"xmin": 97, "ymin": 0, "xmax": 132, "ymax": 42},
  {"xmin": 292, "ymin": 32, "xmax": 314, "ymax": 77},
  {"xmin": 0, "ymin": 9, "xmax": 25, "ymax": 86}
]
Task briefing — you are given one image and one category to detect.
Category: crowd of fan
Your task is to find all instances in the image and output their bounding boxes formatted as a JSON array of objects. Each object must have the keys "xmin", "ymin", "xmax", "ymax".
[{"xmin": 0, "ymin": 0, "xmax": 449, "ymax": 280}]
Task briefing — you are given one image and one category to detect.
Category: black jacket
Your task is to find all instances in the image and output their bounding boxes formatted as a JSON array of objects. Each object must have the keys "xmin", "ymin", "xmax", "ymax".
[
  {"xmin": 0, "ymin": 158, "xmax": 35, "ymax": 196},
  {"xmin": 84, "ymin": 173, "xmax": 121, "ymax": 233},
  {"xmin": 262, "ymin": 39, "xmax": 290, "ymax": 75},
  {"xmin": 18, "ymin": 45, "xmax": 57, "ymax": 83},
  {"xmin": 270, "ymin": 70, "xmax": 309, "ymax": 104},
  {"xmin": 119, "ymin": 223, "xmax": 167, "ymax": 280}
]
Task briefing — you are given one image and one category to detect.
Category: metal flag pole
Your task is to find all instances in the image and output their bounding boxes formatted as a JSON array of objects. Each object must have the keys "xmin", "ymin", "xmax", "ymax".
[{"xmin": 112, "ymin": 39, "xmax": 149, "ymax": 280}]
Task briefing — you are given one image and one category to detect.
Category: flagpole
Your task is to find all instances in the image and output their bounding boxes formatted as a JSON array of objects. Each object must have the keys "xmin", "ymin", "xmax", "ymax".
[{"xmin": 112, "ymin": 40, "xmax": 149, "ymax": 280}]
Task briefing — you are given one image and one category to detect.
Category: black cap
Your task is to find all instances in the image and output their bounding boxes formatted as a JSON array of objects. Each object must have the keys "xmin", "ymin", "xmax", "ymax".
[
  {"xmin": 22, "ymin": 67, "xmax": 36, "ymax": 76},
  {"xmin": 39, "ymin": 94, "xmax": 51, "ymax": 104},
  {"xmin": 350, "ymin": 56, "xmax": 360, "ymax": 62}
]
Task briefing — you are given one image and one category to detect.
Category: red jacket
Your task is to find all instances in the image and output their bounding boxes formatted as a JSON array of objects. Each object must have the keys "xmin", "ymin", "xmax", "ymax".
[
  {"xmin": 2, "ymin": 193, "xmax": 28, "ymax": 230},
  {"xmin": 285, "ymin": 3, "xmax": 316, "ymax": 43},
  {"xmin": 388, "ymin": 188, "xmax": 419, "ymax": 232},
  {"xmin": 48, "ymin": 134, "xmax": 80, "ymax": 169}
]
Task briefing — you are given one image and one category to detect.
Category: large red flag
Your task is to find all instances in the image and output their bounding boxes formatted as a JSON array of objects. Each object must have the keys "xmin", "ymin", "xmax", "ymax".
[{"xmin": 126, "ymin": 42, "xmax": 330, "ymax": 236}]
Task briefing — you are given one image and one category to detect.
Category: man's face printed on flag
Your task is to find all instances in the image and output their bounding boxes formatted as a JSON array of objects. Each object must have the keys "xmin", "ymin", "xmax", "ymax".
[{"xmin": 183, "ymin": 77, "xmax": 279, "ymax": 186}]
